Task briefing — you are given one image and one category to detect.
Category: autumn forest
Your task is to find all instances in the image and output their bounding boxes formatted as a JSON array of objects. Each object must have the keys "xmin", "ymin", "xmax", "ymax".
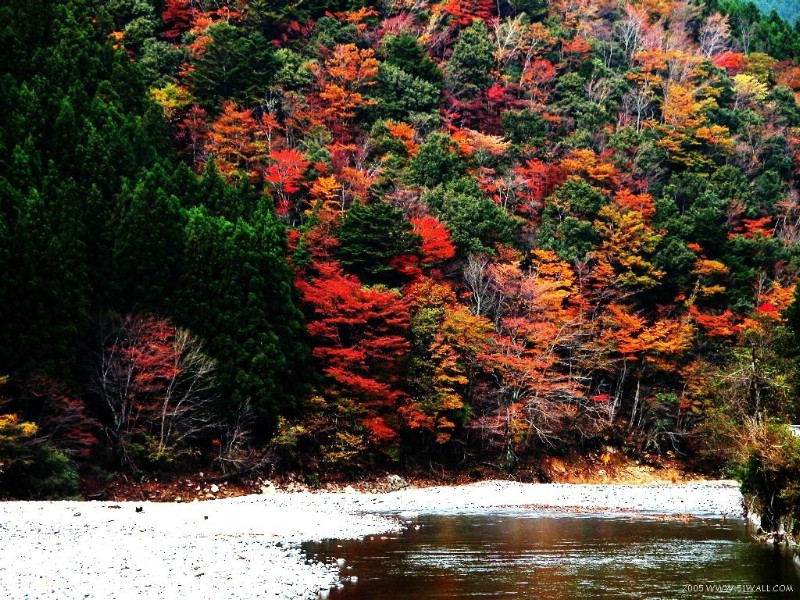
[{"xmin": 2, "ymin": 0, "xmax": 800, "ymax": 524}]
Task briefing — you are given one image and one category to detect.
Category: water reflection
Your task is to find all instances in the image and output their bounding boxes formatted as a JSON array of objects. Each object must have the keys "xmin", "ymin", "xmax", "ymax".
[{"xmin": 305, "ymin": 515, "xmax": 799, "ymax": 599}]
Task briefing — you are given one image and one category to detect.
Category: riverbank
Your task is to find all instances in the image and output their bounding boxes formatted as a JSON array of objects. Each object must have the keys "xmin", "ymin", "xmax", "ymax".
[{"xmin": 0, "ymin": 480, "xmax": 743, "ymax": 600}]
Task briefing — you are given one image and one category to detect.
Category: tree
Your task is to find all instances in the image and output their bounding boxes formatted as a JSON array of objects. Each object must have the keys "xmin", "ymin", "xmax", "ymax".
[
  {"xmin": 479, "ymin": 249, "xmax": 587, "ymax": 449},
  {"xmin": 699, "ymin": 12, "xmax": 730, "ymax": 58},
  {"xmin": 337, "ymin": 201, "xmax": 420, "ymax": 284},
  {"xmin": 411, "ymin": 216, "xmax": 457, "ymax": 267},
  {"xmin": 406, "ymin": 280, "xmax": 494, "ymax": 444},
  {"xmin": 296, "ymin": 261, "xmax": 411, "ymax": 444},
  {"xmin": 597, "ymin": 303, "xmax": 694, "ymax": 427},
  {"xmin": 265, "ymin": 147, "xmax": 311, "ymax": 218},
  {"xmin": 187, "ymin": 22, "xmax": 277, "ymax": 109},
  {"xmin": 423, "ymin": 177, "xmax": 521, "ymax": 255},
  {"xmin": 446, "ymin": 20, "xmax": 495, "ymax": 100},
  {"xmin": 380, "ymin": 34, "xmax": 443, "ymax": 84},
  {"xmin": 175, "ymin": 206, "xmax": 309, "ymax": 425},
  {"xmin": 113, "ymin": 170, "xmax": 185, "ymax": 312},
  {"xmin": 312, "ymin": 43, "xmax": 379, "ymax": 137},
  {"xmin": 370, "ymin": 64, "xmax": 443, "ymax": 121},
  {"xmin": 7, "ymin": 188, "xmax": 91, "ymax": 379},
  {"xmin": 538, "ymin": 179, "xmax": 607, "ymax": 263},
  {"xmin": 91, "ymin": 314, "xmax": 218, "ymax": 469},
  {"xmin": 161, "ymin": 0, "xmax": 194, "ymax": 41},
  {"xmin": 440, "ymin": 0, "xmax": 494, "ymax": 27},
  {"xmin": 204, "ymin": 101, "xmax": 266, "ymax": 183},
  {"xmin": 0, "ymin": 409, "xmax": 80, "ymax": 499},
  {"xmin": 407, "ymin": 133, "xmax": 466, "ymax": 188},
  {"xmin": 592, "ymin": 193, "xmax": 664, "ymax": 293}
]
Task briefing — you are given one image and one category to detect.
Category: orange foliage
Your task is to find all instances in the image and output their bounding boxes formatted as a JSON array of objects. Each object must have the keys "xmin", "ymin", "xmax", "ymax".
[
  {"xmin": 614, "ymin": 188, "xmax": 656, "ymax": 220},
  {"xmin": 560, "ymin": 149, "xmax": 620, "ymax": 190},
  {"xmin": 205, "ymin": 101, "xmax": 266, "ymax": 183},
  {"xmin": 385, "ymin": 121, "xmax": 419, "ymax": 155},
  {"xmin": 313, "ymin": 44, "xmax": 379, "ymax": 134}
]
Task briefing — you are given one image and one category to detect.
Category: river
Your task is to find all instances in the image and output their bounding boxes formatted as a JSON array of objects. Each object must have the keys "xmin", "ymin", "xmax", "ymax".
[{"xmin": 306, "ymin": 513, "xmax": 799, "ymax": 599}]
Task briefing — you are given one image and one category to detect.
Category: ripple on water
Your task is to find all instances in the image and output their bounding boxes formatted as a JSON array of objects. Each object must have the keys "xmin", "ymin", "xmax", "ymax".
[{"xmin": 307, "ymin": 515, "xmax": 800, "ymax": 600}]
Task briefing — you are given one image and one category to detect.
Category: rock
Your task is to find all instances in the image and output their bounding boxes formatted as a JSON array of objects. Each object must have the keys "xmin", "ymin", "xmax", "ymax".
[
  {"xmin": 386, "ymin": 474, "xmax": 408, "ymax": 491},
  {"xmin": 343, "ymin": 486, "xmax": 356, "ymax": 494},
  {"xmin": 205, "ymin": 493, "xmax": 216, "ymax": 500},
  {"xmin": 261, "ymin": 482, "xmax": 277, "ymax": 495},
  {"xmin": 210, "ymin": 484, "xmax": 220, "ymax": 494},
  {"xmin": 174, "ymin": 497, "xmax": 183, "ymax": 503}
]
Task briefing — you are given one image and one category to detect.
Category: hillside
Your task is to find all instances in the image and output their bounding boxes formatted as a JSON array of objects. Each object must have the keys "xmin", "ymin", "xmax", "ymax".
[
  {"xmin": 754, "ymin": 0, "xmax": 800, "ymax": 24},
  {"xmin": 1, "ymin": 0, "xmax": 800, "ymax": 528}
]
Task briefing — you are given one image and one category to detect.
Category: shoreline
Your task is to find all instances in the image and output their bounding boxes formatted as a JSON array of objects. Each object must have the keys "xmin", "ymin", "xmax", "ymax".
[{"xmin": 0, "ymin": 480, "xmax": 743, "ymax": 600}]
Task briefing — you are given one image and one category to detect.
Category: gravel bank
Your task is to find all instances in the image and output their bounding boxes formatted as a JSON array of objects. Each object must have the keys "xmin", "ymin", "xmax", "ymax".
[{"xmin": 0, "ymin": 480, "xmax": 743, "ymax": 599}]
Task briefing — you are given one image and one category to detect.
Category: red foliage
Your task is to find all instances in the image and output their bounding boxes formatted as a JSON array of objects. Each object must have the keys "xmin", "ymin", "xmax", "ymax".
[
  {"xmin": 562, "ymin": 36, "xmax": 593, "ymax": 60},
  {"xmin": 756, "ymin": 301, "xmax": 779, "ymax": 316},
  {"xmin": 265, "ymin": 147, "xmax": 311, "ymax": 216},
  {"xmin": 514, "ymin": 159, "xmax": 566, "ymax": 217},
  {"xmin": 297, "ymin": 262, "xmax": 411, "ymax": 434},
  {"xmin": 162, "ymin": 0, "xmax": 194, "ymax": 41},
  {"xmin": 411, "ymin": 216, "xmax": 456, "ymax": 266},
  {"xmin": 441, "ymin": 0, "xmax": 494, "ymax": 27},
  {"xmin": 362, "ymin": 416, "xmax": 398, "ymax": 443},
  {"xmin": 25, "ymin": 378, "xmax": 99, "ymax": 458},
  {"xmin": 614, "ymin": 188, "xmax": 656, "ymax": 220},
  {"xmin": 712, "ymin": 51, "xmax": 746, "ymax": 75},
  {"xmin": 94, "ymin": 314, "xmax": 217, "ymax": 467},
  {"xmin": 689, "ymin": 306, "xmax": 741, "ymax": 338},
  {"xmin": 521, "ymin": 59, "xmax": 558, "ymax": 102},
  {"xmin": 177, "ymin": 104, "xmax": 209, "ymax": 167},
  {"xmin": 738, "ymin": 217, "xmax": 774, "ymax": 239}
]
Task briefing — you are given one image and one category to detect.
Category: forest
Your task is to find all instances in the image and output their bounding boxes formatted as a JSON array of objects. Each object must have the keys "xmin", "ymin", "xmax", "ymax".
[
  {"xmin": 751, "ymin": 1, "xmax": 800, "ymax": 26},
  {"xmin": 1, "ymin": 0, "xmax": 800, "ymax": 526}
]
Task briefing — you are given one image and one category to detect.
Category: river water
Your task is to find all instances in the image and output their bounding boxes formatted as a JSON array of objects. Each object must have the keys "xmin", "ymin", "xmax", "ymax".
[{"xmin": 305, "ymin": 514, "xmax": 799, "ymax": 599}]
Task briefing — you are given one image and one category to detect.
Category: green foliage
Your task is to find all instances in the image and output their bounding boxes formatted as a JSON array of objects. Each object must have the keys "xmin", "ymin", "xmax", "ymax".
[
  {"xmin": 139, "ymin": 38, "xmax": 186, "ymax": 87},
  {"xmin": 752, "ymin": 1, "xmax": 800, "ymax": 24},
  {"xmin": 502, "ymin": 109, "xmax": 548, "ymax": 150},
  {"xmin": 446, "ymin": 20, "xmax": 494, "ymax": 99},
  {"xmin": 176, "ymin": 206, "xmax": 309, "ymax": 425},
  {"xmin": 538, "ymin": 180, "xmax": 607, "ymax": 262},
  {"xmin": 713, "ymin": 0, "xmax": 800, "ymax": 58},
  {"xmin": 734, "ymin": 424, "xmax": 800, "ymax": 532},
  {"xmin": 114, "ymin": 169, "xmax": 185, "ymax": 312},
  {"xmin": 188, "ymin": 22, "xmax": 278, "ymax": 110},
  {"xmin": 13, "ymin": 444, "xmax": 81, "ymax": 500},
  {"xmin": 370, "ymin": 64, "xmax": 442, "ymax": 121},
  {"xmin": 423, "ymin": 178, "xmax": 521, "ymax": 255},
  {"xmin": 0, "ymin": 414, "xmax": 79, "ymax": 499},
  {"xmin": 407, "ymin": 133, "xmax": 466, "ymax": 188},
  {"xmin": 380, "ymin": 34, "xmax": 443, "ymax": 85},
  {"xmin": 337, "ymin": 201, "xmax": 420, "ymax": 284}
]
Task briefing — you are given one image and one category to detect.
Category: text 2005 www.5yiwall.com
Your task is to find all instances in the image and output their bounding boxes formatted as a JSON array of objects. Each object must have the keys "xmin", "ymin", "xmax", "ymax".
[{"xmin": 684, "ymin": 584, "xmax": 794, "ymax": 594}]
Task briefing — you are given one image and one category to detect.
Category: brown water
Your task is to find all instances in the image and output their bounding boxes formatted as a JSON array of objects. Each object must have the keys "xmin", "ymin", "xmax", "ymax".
[{"xmin": 305, "ymin": 514, "xmax": 799, "ymax": 599}]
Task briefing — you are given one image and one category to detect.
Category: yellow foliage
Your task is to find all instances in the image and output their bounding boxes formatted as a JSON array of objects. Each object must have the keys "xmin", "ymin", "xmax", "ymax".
[
  {"xmin": 0, "ymin": 413, "xmax": 38, "ymax": 472},
  {"xmin": 150, "ymin": 83, "xmax": 194, "ymax": 121},
  {"xmin": 309, "ymin": 175, "xmax": 342, "ymax": 212}
]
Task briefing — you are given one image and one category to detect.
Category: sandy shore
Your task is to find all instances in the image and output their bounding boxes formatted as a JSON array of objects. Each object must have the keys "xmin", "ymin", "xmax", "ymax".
[{"xmin": 0, "ymin": 480, "xmax": 743, "ymax": 599}]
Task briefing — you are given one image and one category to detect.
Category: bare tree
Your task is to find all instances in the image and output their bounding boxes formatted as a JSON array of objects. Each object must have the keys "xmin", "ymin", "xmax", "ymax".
[
  {"xmin": 699, "ymin": 13, "xmax": 730, "ymax": 59},
  {"xmin": 463, "ymin": 254, "xmax": 497, "ymax": 317},
  {"xmin": 91, "ymin": 314, "xmax": 218, "ymax": 469}
]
